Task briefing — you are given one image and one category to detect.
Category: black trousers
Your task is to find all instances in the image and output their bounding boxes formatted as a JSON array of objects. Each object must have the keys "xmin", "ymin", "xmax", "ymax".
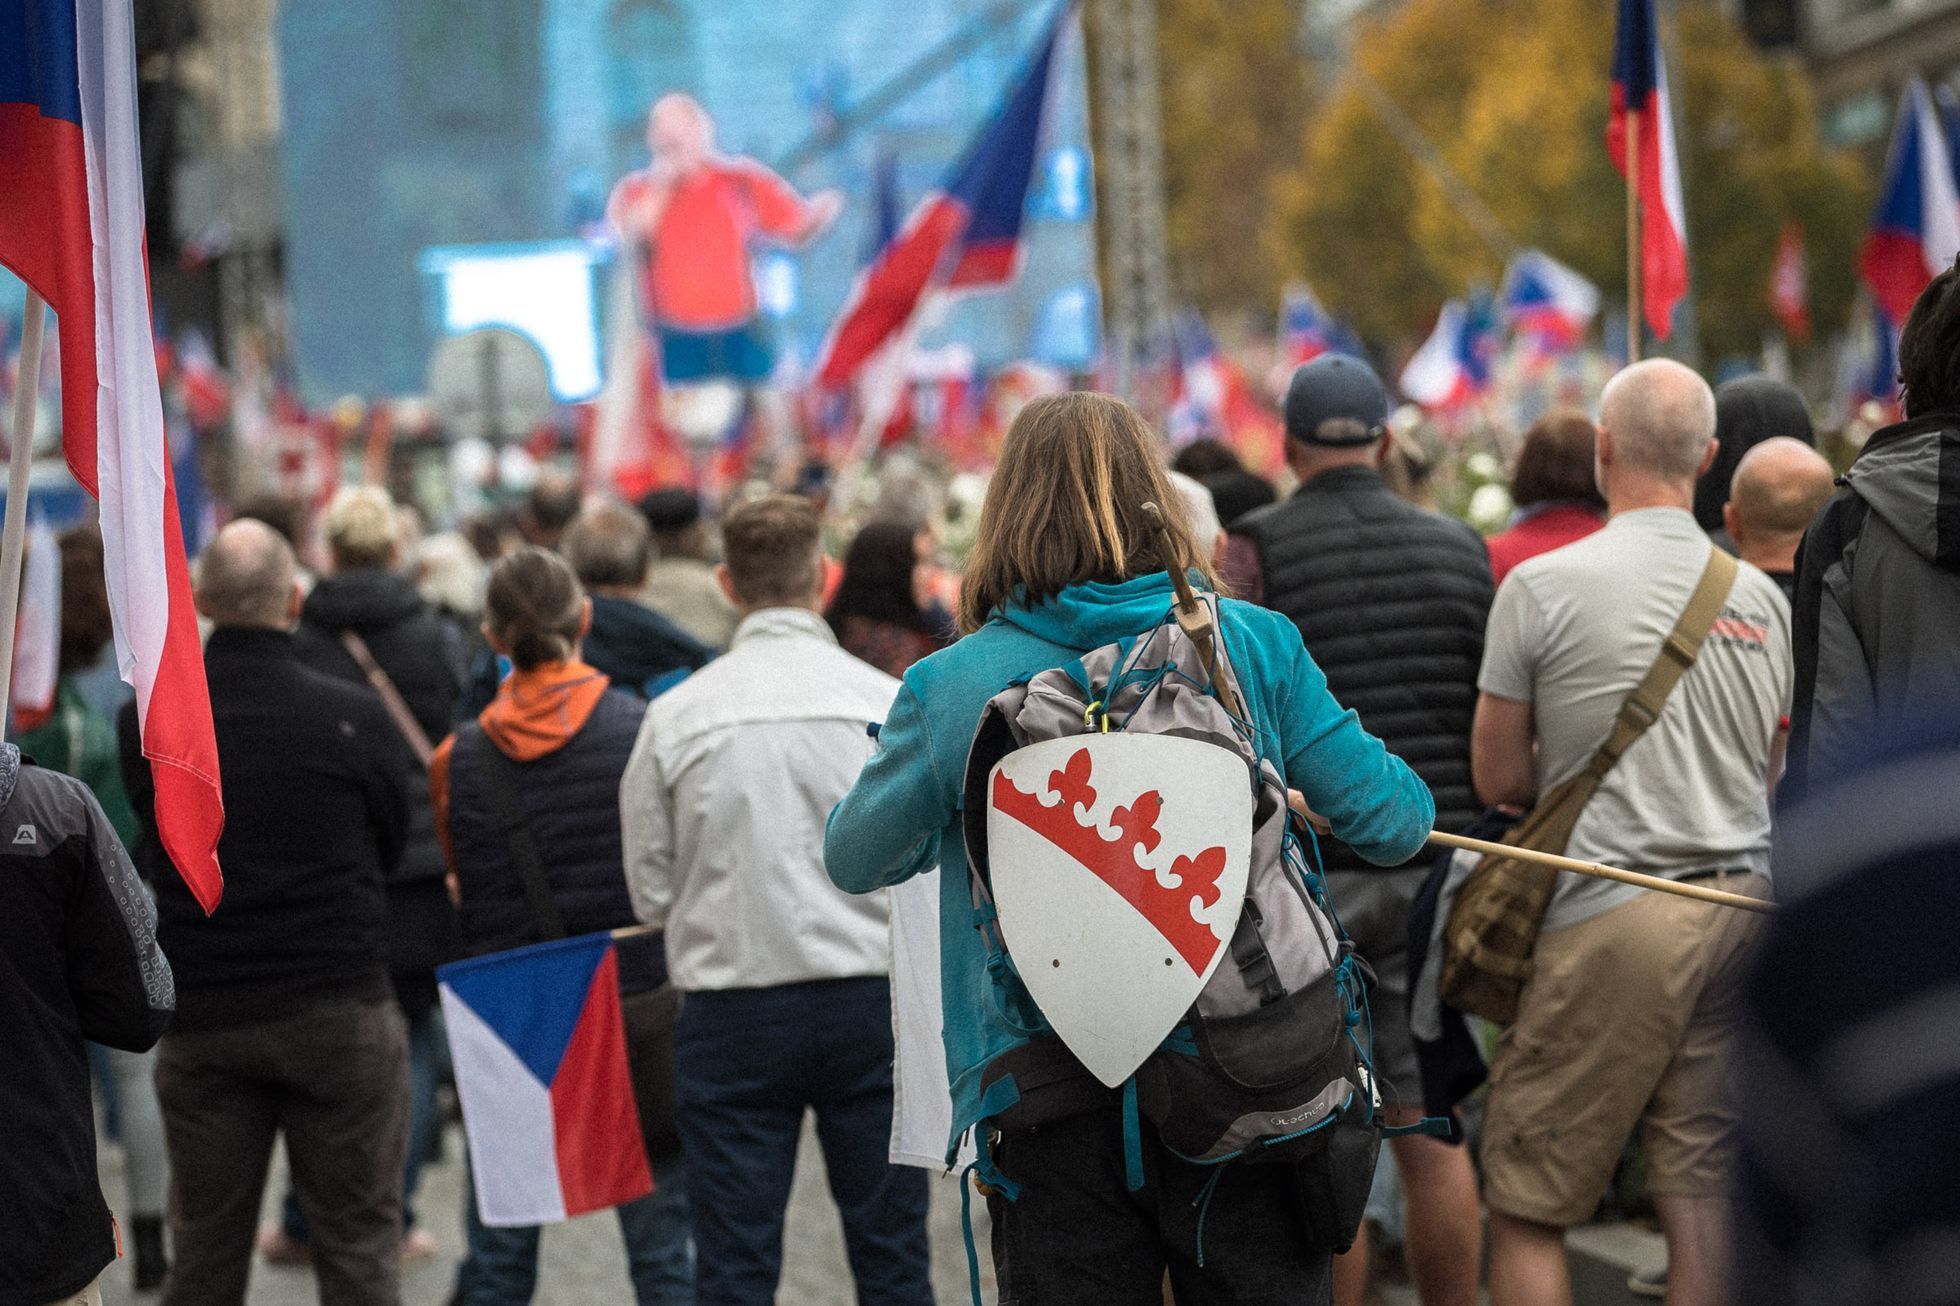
[
  {"xmin": 988, "ymin": 1107, "xmax": 1335, "ymax": 1306},
  {"xmin": 155, "ymin": 998, "xmax": 409, "ymax": 1306}
]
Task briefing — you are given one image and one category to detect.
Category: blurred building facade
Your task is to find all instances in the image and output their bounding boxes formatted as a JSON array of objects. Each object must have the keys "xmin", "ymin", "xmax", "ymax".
[
  {"xmin": 1801, "ymin": 0, "xmax": 1960, "ymax": 145},
  {"xmin": 274, "ymin": 0, "xmax": 1099, "ymax": 403}
]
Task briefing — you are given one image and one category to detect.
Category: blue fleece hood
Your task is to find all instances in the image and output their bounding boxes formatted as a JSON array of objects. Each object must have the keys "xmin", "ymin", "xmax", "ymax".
[{"xmin": 994, "ymin": 571, "xmax": 1198, "ymax": 651}]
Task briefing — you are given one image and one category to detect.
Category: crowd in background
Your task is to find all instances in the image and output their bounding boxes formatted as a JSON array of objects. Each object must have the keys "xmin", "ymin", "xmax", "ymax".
[{"xmin": 8, "ymin": 257, "xmax": 1958, "ymax": 1306}]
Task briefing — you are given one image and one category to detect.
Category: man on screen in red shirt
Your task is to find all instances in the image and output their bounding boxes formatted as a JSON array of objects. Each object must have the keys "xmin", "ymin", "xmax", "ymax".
[{"xmin": 608, "ymin": 94, "xmax": 843, "ymax": 386}]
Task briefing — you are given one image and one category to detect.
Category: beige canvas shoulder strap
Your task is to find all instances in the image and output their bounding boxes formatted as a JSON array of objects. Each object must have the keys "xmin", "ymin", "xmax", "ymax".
[{"xmin": 1564, "ymin": 544, "xmax": 1740, "ymax": 803}]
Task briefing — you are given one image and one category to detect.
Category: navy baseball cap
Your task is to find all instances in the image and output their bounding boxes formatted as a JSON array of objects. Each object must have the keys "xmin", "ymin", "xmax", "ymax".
[{"xmin": 1284, "ymin": 356, "xmax": 1389, "ymax": 447}]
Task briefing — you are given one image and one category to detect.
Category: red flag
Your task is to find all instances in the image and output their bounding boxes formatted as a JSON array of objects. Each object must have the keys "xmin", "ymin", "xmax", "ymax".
[
  {"xmin": 1770, "ymin": 222, "xmax": 1811, "ymax": 344},
  {"xmin": 0, "ymin": 0, "xmax": 224, "ymax": 910}
]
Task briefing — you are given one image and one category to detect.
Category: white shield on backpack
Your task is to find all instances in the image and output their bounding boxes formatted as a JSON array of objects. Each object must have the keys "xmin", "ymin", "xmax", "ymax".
[{"xmin": 986, "ymin": 733, "xmax": 1253, "ymax": 1087}]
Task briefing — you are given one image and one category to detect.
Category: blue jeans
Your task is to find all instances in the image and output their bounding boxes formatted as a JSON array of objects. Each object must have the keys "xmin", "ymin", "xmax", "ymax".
[
  {"xmin": 454, "ymin": 1152, "xmax": 694, "ymax": 1304},
  {"xmin": 674, "ymin": 977, "xmax": 932, "ymax": 1306},
  {"xmin": 283, "ymin": 1004, "xmax": 439, "ymax": 1237}
]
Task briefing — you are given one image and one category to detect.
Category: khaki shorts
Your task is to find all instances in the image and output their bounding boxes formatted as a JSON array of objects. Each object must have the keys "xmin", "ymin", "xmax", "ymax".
[{"xmin": 1480, "ymin": 872, "xmax": 1768, "ymax": 1228}]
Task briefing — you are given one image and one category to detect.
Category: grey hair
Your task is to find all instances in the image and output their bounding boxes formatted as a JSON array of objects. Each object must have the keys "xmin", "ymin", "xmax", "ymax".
[
  {"xmin": 1599, "ymin": 359, "xmax": 1717, "ymax": 482},
  {"xmin": 196, "ymin": 519, "xmax": 297, "ymax": 630},
  {"xmin": 562, "ymin": 500, "xmax": 654, "ymax": 590}
]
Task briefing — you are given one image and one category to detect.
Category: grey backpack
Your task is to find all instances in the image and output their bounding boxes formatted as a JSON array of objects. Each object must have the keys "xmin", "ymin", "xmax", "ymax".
[{"xmin": 961, "ymin": 594, "xmax": 1411, "ymax": 1249}]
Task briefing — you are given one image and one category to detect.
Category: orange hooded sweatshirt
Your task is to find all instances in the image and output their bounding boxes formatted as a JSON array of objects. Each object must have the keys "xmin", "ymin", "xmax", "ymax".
[{"xmin": 429, "ymin": 660, "xmax": 611, "ymax": 873}]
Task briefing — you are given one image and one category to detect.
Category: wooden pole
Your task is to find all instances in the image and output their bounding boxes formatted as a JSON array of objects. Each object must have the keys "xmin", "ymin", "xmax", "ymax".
[
  {"xmin": 1426, "ymin": 830, "xmax": 1773, "ymax": 915},
  {"xmin": 1625, "ymin": 110, "xmax": 1642, "ymax": 363},
  {"xmin": 0, "ymin": 293, "xmax": 48, "ymax": 725}
]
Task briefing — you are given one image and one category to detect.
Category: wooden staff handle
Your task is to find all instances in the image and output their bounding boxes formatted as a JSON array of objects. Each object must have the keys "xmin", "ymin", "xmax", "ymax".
[{"xmin": 1425, "ymin": 830, "xmax": 1775, "ymax": 914}]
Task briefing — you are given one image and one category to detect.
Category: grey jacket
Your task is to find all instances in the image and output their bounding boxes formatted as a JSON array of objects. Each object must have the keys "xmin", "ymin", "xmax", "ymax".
[{"xmin": 1786, "ymin": 412, "xmax": 1960, "ymax": 811}]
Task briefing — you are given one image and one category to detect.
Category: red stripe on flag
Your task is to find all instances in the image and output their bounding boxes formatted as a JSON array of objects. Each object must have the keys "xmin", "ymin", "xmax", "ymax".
[
  {"xmin": 945, "ymin": 238, "xmax": 1019, "ymax": 289},
  {"xmin": 0, "ymin": 107, "xmax": 226, "ymax": 913},
  {"xmin": 1606, "ymin": 89, "xmax": 1689, "ymax": 340},
  {"xmin": 547, "ymin": 949, "xmax": 654, "ymax": 1218},
  {"xmin": 814, "ymin": 197, "xmax": 968, "ymax": 389},
  {"xmin": 1861, "ymin": 229, "xmax": 1937, "ymax": 326}
]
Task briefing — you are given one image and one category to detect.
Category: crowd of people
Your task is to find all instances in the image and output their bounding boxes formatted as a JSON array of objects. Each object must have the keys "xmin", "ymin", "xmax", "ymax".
[{"xmin": 7, "ymin": 255, "xmax": 1957, "ymax": 1306}]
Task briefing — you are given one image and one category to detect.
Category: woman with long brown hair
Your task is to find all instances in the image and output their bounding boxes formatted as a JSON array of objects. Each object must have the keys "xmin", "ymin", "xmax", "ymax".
[{"xmin": 825, "ymin": 392, "xmax": 1432, "ymax": 1303}]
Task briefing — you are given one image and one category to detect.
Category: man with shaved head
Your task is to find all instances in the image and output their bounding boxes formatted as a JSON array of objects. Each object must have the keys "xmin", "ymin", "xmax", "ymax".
[
  {"xmin": 1724, "ymin": 438, "xmax": 1837, "ymax": 600},
  {"xmin": 119, "ymin": 519, "xmax": 417, "ymax": 1304},
  {"xmin": 1470, "ymin": 359, "xmax": 1791, "ymax": 1306}
]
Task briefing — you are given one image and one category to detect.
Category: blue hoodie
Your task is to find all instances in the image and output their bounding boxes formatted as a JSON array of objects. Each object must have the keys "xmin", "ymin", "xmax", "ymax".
[{"xmin": 823, "ymin": 572, "xmax": 1434, "ymax": 1160}]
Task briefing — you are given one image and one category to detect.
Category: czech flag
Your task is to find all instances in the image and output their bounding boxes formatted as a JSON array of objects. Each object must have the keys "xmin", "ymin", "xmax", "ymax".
[
  {"xmin": 1608, "ymin": 0, "xmax": 1689, "ymax": 342},
  {"xmin": 1859, "ymin": 76, "xmax": 1960, "ymax": 328},
  {"xmin": 1276, "ymin": 286, "xmax": 1369, "ymax": 367},
  {"xmin": 0, "ymin": 0, "xmax": 223, "ymax": 911},
  {"xmin": 1400, "ymin": 295, "xmax": 1499, "ymax": 411},
  {"xmin": 439, "ymin": 933, "xmax": 654, "ymax": 1227},
  {"xmin": 1501, "ymin": 249, "xmax": 1600, "ymax": 353},
  {"xmin": 813, "ymin": 1, "xmax": 1074, "ymax": 388}
]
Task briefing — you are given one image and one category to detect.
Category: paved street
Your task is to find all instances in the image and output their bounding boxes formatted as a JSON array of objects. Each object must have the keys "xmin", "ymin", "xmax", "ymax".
[
  {"xmin": 94, "ymin": 1119, "xmax": 1658, "ymax": 1304},
  {"xmin": 96, "ymin": 1116, "xmax": 993, "ymax": 1305}
]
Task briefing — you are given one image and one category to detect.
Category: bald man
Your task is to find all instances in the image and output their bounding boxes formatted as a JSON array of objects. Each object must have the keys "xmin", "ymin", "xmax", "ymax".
[
  {"xmin": 1471, "ymin": 360, "xmax": 1791, "ymax": 1306},
  {"xmin": 1724, "ymin": 437, "xmax": 1837, "ymax": 601},
  {"xmin": 119, "ymin": 520, "xmax": 416, "ymax": 1305}
]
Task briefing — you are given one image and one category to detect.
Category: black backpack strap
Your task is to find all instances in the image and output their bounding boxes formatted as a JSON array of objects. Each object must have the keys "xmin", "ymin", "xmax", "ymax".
[{"xmin": 464, "ymin": 726, "xmax": 566, "ymax": 941}]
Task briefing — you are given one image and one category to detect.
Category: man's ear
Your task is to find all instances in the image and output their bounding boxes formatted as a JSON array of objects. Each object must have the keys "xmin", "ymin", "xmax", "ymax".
[
  {"xmin": 1723, "ymin": 500, "xmax": 1741, "ymax": 546},
  {"xmin": 578, "ymin": 597, "xmax": 593, "ymax": 641},
  {"xmin": 1374, "ymin": 429, "xmax": 1394, "ymax": 467},
  {"xmin": 1696, "ymin": 437, "xmax": 1719, "ymax": 479},
  {"xmin": 714, "ymin": 563, "xmax": 742, "ymax": 607},
  {"xmin": 285, "ymin": 581, "xmax": 304, "ymax": 626}
]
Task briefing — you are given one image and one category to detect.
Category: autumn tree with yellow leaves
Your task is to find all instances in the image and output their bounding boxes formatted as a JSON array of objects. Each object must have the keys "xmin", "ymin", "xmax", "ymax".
[{"xmin": 1177, "ymin": 0, "xmax": 1875, "ymax": 361}]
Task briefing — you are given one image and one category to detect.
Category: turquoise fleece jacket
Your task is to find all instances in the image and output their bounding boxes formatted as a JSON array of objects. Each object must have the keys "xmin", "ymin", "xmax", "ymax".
[{"xmin": 823, "ymin": 572, "xmax": 1435, "ymax": 1160}]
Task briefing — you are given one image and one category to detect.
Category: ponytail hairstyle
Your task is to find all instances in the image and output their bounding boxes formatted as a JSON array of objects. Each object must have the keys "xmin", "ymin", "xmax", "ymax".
[{"xmin": 484, "ymin": 546, "xmax": 586, "ymax": 670}]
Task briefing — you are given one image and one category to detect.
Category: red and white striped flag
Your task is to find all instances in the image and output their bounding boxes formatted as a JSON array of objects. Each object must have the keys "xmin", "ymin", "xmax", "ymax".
[
  {"xmin": 1608, "ymin": 0, "xmax": 1690, "ymax": 341},
  {"xmin": 0, "ymin": 0, "xmax": 225, "ymax": 910}
]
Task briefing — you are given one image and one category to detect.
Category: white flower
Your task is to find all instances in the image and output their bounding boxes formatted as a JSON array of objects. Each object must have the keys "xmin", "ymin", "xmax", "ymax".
[{"xmin": 1468, "ymin": 482, "xmax": 1514, "ymax": 533}]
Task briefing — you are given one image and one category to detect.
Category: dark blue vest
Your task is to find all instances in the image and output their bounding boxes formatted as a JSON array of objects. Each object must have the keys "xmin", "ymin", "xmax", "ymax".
[{"xmin": 447, "ymin": 689, "xmax": 665, "ymax": 991}]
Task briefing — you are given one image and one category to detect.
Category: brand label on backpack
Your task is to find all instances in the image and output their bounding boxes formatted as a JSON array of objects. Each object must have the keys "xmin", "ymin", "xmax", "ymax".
[{"xmin": 988, "ymin": 733, "xmax": 1252, "ymax": 1087}]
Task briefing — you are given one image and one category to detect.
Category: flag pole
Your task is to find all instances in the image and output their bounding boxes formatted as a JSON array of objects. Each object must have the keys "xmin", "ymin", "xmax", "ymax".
[
  {"xmin": 1625, "ymin": 111, "xmax": 1643, "ymax": 363},
  {"xmin": 1426, "ymin": 830, "xmax": 1773, "ymax": 914},
  {"xmin": 0, "ymin": 293, "xmax": 48, "ymax": 724}
]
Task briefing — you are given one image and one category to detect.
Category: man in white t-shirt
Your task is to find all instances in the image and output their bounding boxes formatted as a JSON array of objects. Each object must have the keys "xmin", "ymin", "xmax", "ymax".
[{"xmin": 1471, "ymin": 359, "xmax": 1791, "ymax": 1306}]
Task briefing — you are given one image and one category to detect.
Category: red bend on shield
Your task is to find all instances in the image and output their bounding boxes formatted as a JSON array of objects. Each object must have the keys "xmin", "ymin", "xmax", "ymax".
[{"xmin": 991, "ymin": 747, "xmax": 1229, "ymax": 973}]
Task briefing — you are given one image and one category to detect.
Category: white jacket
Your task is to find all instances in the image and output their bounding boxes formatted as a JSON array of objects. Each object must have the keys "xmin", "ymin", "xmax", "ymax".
[{"xmin": 620, "ymin": 606, "xmax": 900, "ymax": 990}]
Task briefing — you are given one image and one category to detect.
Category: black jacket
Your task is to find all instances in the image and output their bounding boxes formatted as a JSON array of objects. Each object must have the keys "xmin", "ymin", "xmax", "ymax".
[
  {"xmin": 295, "ymin": 568, "xmax": 467, "ymax": 1008},
  {"xmin": 1784, "ymin": 411, "xmax": 1960, "ymax": 811},
  {"xmin": 583, "ymin": 594, "xmax": 713, "ymax": 699},
  {"xmin": 0, "ymin": 744, "xmax": 174, "ymax": 1306},
  {"xmin": 445, "ymin": 690, "xmax": 664, "ymax": 992},
  {"xmin": 120, "ymin": 628, "xmax": 412, "ymax": 1030},
  {"xmin": 1230, "ymin": 466, "xmax": 1494, "ymax": 872}
]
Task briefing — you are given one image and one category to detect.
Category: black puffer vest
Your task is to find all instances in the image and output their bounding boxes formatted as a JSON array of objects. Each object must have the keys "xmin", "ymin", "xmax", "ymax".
[
  {"xmin": 1233, "ymin": 466, "xmax": 1494, "ymax": 871},
  {"xmin": 446, "ymin": 689, "xmax": 664, "ymax": 991}
]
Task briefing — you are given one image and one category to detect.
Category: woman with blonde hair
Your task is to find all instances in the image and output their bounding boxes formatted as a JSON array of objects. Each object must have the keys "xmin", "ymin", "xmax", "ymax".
[{"xmin": 825, "ymin": 392, "xmax": 1432, "ymax": 1303}]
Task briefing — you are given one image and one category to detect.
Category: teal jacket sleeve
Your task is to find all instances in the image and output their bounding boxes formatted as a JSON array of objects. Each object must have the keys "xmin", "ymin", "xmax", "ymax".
[
  {"xmin": 1242, "ymin": 609, "xmax": 1436, "ymax": 867},
  {"xmin": 825, "ymin": 681, "xmax": 950, "ymax": 894}
]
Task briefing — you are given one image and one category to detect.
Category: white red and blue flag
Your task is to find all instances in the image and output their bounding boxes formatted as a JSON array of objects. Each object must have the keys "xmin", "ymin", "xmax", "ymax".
[
  {"xmin": 1607, "ymin": 0, "xmax": 1689, "ymax": 341},
  {"xmin": 1859, "ymin": 76, "xmax": 1960, "ymax": 328},
  {"xmin": 1500, "ymin": 249, "xmax": 1599, "ymax": 353},
  {"xmin": 1400, "ymin": 294, "xmax": 1499, "ymax": 411},
  {"xmin": 0, "ymin": 0, "xmax": 223, "ymax": 910},
  {"xmin": 813, "ymin": 1, "xmax": 1074, "ymax": 388},
  {"xmin": 439, "ymin": 933, "xmax": 653, "ymax": 1227},
  {"xmin": 1276, "ymin": 286, "xmax": 1367, "ymax": 368},
  {"xmin": 1167, "ymin": 310, "xmax": 1285, "ymax": 473}
]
